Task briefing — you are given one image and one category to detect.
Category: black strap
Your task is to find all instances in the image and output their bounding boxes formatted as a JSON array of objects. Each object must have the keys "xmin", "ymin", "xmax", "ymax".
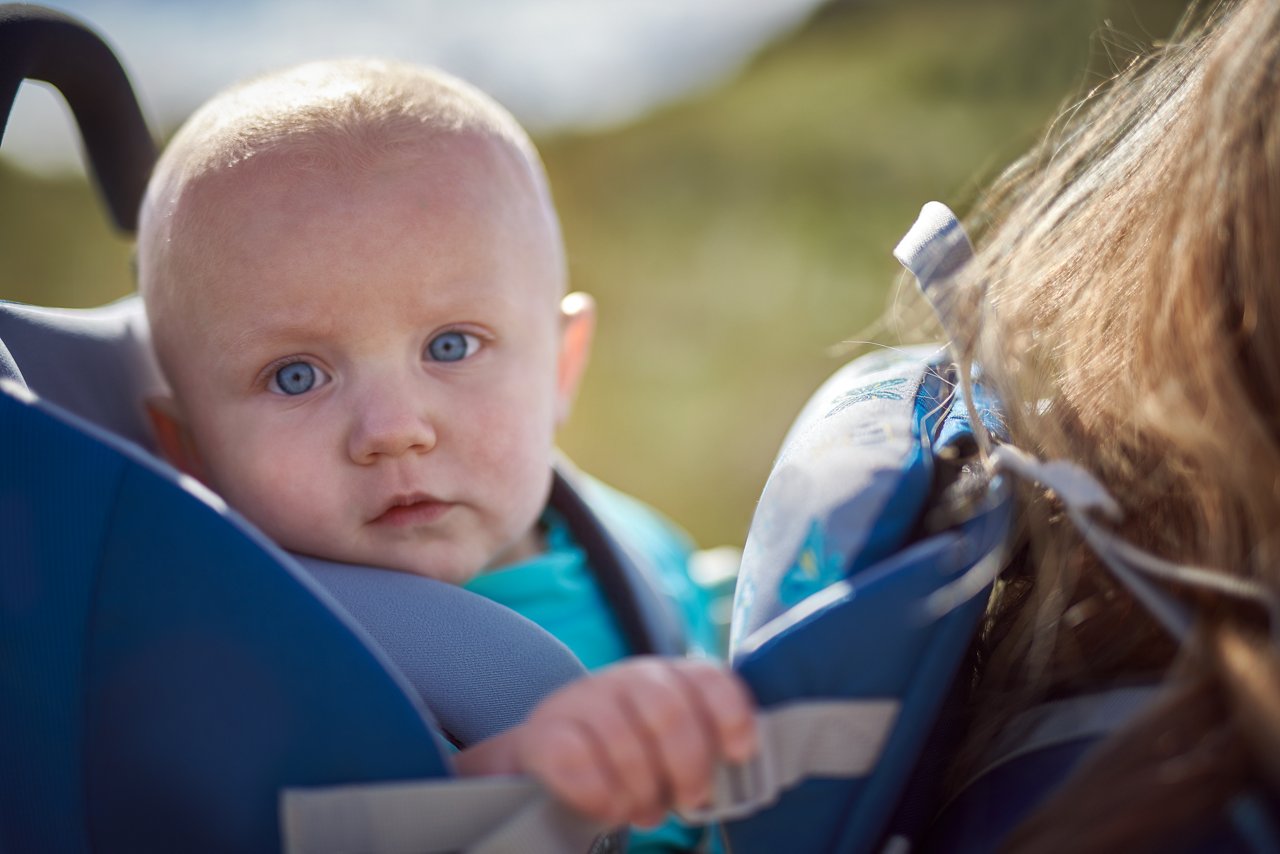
[
  {"xmin": 0, "ymin": 5, "xmax": 156, "ymax": 232},
  {"xmin": 548, "ymin": 468, "xmax": 687, "ymax": 657}
]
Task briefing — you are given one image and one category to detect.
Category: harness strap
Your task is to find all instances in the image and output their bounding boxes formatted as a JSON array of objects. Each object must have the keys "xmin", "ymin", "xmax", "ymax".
[
  {"xmin": 683, "ymin": 698, "xmax": 900, "ymax": 824},
  {"xmin": 893, "ymin": 200, "xmax": 975, "ymax": 309},
  {"xmin": 548, "ymin": 464, "xmax": 688, "ymax": 657},
  {"xmin": 280, "ymin": 699, "xmax": 900, "ymax": 853},
  {"xmin": 281, "ymin": 775, "xmax": 601, "ymax": 854},
  {"xmin": 960, "ymin": 685, "xmax": 1160, "ymax": 796}
]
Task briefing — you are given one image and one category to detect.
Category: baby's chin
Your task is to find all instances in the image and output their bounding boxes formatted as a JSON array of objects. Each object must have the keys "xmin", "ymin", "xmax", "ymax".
[
  {"xmin": 273, "ymin": 517, "xmax": 544, "ymax": 587},
  {"xmin": 283, "ymin": 538, "xmax": 489, "ymax": 587},
  {"xmin": 350, "ymin": 549, "xmax": 488, "ymax": 586}
]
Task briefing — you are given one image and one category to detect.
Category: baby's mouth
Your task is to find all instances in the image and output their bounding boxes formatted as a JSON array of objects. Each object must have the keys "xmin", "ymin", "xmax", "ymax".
[{"xmin": 370, "ymin": 493, "xmax": 453, "ymax": 527}]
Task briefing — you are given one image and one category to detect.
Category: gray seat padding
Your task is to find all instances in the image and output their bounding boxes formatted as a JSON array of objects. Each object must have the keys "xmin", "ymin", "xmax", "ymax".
[{"xmin": 0, "ymin": 295, "xmax": 166, "ymax": 451}]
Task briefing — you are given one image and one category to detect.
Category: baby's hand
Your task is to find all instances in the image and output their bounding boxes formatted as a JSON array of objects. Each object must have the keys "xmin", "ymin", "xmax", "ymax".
[{"xmin": 454, "ymin": 657, "xmax": 757, "ymax": 827}]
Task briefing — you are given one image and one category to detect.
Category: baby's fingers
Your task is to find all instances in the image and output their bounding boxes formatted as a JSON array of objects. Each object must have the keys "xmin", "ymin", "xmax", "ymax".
[
  {"xmin": 670, "ymin": 659, "xmax": 758, "ymax": 765},
  {"xmin": 606, "ymin": 658, "xmax": 759, "ymax": 813},
  {"xmin": 610, "ymin": 660, "xmax": 717, "ymax": 812},
  {"xmin": 518, "ymin": 720, "xmax": 621, "ymax": 824},
  {"xmin": 556, "ymin": 684, "xmax": 666, "ymax": 823},
  {"xmin": 515, "ymin": 657, "xmax": 760, "ymax": 828}
]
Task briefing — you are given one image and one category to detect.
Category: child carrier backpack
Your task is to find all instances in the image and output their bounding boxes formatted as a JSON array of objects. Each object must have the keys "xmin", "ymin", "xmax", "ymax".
[{"xmin": 0, "ymin": 7, "xmax": 690, "ymax": 852}]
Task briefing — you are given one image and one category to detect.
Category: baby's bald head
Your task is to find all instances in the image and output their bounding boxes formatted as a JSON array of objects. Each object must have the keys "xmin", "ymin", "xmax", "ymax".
[{"xmin": 137, "ymin": 59, "xmax": 565, "ymax": 384}]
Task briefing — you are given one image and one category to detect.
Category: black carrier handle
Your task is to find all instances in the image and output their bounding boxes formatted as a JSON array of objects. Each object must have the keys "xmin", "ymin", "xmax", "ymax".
[{"xmin": 0, "ymin": 4, "xmax": 157, "ymax": 233}]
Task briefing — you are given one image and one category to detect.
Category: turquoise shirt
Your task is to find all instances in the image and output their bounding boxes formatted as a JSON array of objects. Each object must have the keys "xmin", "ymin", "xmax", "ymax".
[
  {"xmin": 464, "ymin": 509, "xmax": 630, "ymax": 671},
  {"xmin": 465, "ymin": 480, "xmax": 720, "ymax": 853}
]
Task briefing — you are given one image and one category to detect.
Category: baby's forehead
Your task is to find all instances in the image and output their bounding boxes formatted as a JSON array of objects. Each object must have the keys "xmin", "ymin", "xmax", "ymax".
[
  {"xmin": 148, "ymin": 61, "xmax": 552, "ymax": 255},
  {"xmin": 165, "ymin": 126, "xmax": 562, "ymax": 307},
  {"xmin": 171, "ymin": 126, "xmax": 536, "ymax": 250},
  {"xmin": 142, "ymin": 61, "xmax": 567, "ymax": 385},
  {"xmin": 196, "ymin": 121, "xmax": 526, "ymax": 197},
  {"xmin": 206, "ymin": 137, "xmax": 522, "ymax": 224}
]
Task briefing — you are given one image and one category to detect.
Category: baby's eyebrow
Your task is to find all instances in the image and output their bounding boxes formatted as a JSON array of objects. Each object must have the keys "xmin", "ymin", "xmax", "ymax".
[
  {"xmin": 206, "ymin": 326, "xmax": 321, "ymax": 381},
  {"xmin": 219, "ymin": 319, "xmax": 334, "ymax": 354}
]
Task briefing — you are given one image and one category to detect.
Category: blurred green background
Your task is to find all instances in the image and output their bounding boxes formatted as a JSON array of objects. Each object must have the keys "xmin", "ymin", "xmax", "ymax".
[{"xmin": 0, "ymin": 0, "xmax": 1190, "ymax": 549}]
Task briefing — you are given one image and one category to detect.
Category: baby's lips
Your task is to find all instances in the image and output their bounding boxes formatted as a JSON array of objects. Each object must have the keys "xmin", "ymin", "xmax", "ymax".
[{"xmin": 368, "ymin": 492, "xmax": 453, "ymax": 526}]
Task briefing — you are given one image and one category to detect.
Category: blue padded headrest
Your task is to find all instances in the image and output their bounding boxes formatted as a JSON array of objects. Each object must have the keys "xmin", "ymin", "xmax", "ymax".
[
  {"xmin": 0, "ymin": 295, "xmax": 165, "ymax": 451},
  {"xmin": 723, "ymin": 348, "xmax": 1012, "ymax": 853},
  {"xmin": 729, "ymin": 345, "xmax": 952, "ymax": 653},
  {"xmin": 0, "ymin": 381, "xmax": 449, "ymax": 852},
  {"xmin": 722, "ymin": 204, "xmax": 1015, "ymax": 853}
]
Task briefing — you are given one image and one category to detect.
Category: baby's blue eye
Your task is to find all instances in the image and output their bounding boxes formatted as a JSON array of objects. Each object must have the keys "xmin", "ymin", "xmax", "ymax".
[
  {"xmin": 272, "ymin": 361, "xmax": 321, "ymax": 395},
  {"xmin": 427, "ymin": 331, "xmax": 480, "ymax": 363}
]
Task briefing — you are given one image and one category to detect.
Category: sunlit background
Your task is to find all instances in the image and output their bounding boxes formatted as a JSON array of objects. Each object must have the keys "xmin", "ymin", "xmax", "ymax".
[{"xmin": 1, "ymin": 0, "xmax": 1191, "ymax": 549}]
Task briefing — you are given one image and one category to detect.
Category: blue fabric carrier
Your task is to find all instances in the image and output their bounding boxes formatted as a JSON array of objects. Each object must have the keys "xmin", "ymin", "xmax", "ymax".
[
  {"xmin": 722, "ymin": 344, "xmax": 1013, "ymax": 853},
  {"xmin": 11, "ymin": 6, "xmax": 1252, "ymax": 843},
  {"xmin": 1, "ymin": 377, "xmax": 451, "ymax": 852}
]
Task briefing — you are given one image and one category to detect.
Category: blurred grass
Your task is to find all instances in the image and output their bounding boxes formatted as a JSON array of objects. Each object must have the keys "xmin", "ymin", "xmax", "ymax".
[
  {"xmin": 0, "ymin": 0, "xmax": 1190, "ymax": 548},
  {"xmin": 546, "ymin": 0, "xmax": 1189, "ymax": 547}
]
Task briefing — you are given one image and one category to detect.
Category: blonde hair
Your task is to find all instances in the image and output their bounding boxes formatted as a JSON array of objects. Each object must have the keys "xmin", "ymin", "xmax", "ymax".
[
  {"xmin": 943, "ymin": 0, "xmax": 1280, "ymax": 839},
  {"xmin": 137, "ymin": 59, "xmax": 559, "ymax": 375}
]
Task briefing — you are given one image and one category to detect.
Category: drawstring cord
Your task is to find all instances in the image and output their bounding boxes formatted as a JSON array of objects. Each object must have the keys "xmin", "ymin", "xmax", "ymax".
[{"xmin": 988, "ymin": 443, "xmax": 1280, "ymax": 647}]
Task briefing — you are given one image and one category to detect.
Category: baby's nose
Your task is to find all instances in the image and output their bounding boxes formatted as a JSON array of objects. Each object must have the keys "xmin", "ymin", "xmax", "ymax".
[{"xmin": 347, "ymin": 391, "xmax": 437, "ymax": 463}]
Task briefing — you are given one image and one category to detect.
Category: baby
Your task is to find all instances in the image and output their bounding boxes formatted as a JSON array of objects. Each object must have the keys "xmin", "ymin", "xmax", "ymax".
[{"xmin": 135, "ymin": 59, "xmax": 754, "ymax": 833}]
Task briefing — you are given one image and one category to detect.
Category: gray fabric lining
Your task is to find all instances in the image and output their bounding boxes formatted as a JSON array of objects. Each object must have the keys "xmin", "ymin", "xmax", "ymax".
[
  {"xmin": 0, "ymin": 295, "xmax": 166, "ymax": 451},
  {"xmin": 296, "ymin": 556, "xmax": 587, "ymax": 747}
]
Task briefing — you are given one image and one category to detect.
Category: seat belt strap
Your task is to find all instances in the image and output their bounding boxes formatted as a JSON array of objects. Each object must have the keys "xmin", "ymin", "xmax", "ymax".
[
  {"xmin": 281, "ymin": 698, "xmax": 900, "ymax": 853},
  {"xmin": 281, "ymin": 775, "xmax": 601, "ymax": 854}
]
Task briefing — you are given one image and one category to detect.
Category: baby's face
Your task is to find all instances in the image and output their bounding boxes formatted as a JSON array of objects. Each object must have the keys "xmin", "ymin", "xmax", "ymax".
[{"xmin": 157, "ymin": 133, "xmax": 583, "ymax": 583}]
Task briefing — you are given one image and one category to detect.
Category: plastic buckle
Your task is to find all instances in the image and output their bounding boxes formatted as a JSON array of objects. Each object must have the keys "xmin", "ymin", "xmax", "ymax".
[{"xmin": 678, "ymin": 741, "xmax": 779, "ymax": 825}]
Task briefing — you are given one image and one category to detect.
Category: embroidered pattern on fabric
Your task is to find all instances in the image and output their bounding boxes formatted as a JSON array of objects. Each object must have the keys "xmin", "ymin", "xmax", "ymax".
[{"xmin": 826, "ymin": 377, "xmax": 909, "ymax": 417}]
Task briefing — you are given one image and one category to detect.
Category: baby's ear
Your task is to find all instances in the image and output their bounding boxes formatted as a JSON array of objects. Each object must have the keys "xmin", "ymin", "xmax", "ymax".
[
  {"xmin": 145, "ymin": 395, "xmax": 208, "ymax": 482},
  {"xmin": 556, "ymin": 292, "xmax": 596, "ymax": 426}
]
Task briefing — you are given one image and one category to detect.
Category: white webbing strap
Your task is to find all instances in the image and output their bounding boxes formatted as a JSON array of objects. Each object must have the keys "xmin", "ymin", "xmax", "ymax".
[
  {"xmin": 281, "ymin": 774, "xmax": 603, "ymax": 854},
  {"xmin": 682, "ymin": 698, "xmax": 900, "ymax": 824},
  {"xmin": 990, "ymin": 444, "xmax": 1280, "ymax": 644},
  {"xmin": 281, "ymin": 699, "xmax": 900, "ymax": 853}
]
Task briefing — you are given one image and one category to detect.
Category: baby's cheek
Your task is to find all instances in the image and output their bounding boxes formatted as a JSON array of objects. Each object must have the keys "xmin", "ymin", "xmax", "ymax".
[
  {"xmin": 215, "ymin": 437, "xmax": 330, "ymax": 538},
  {"xmin": 463, "ymin": 398, "xmax": 552, "ymax": 480}
]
